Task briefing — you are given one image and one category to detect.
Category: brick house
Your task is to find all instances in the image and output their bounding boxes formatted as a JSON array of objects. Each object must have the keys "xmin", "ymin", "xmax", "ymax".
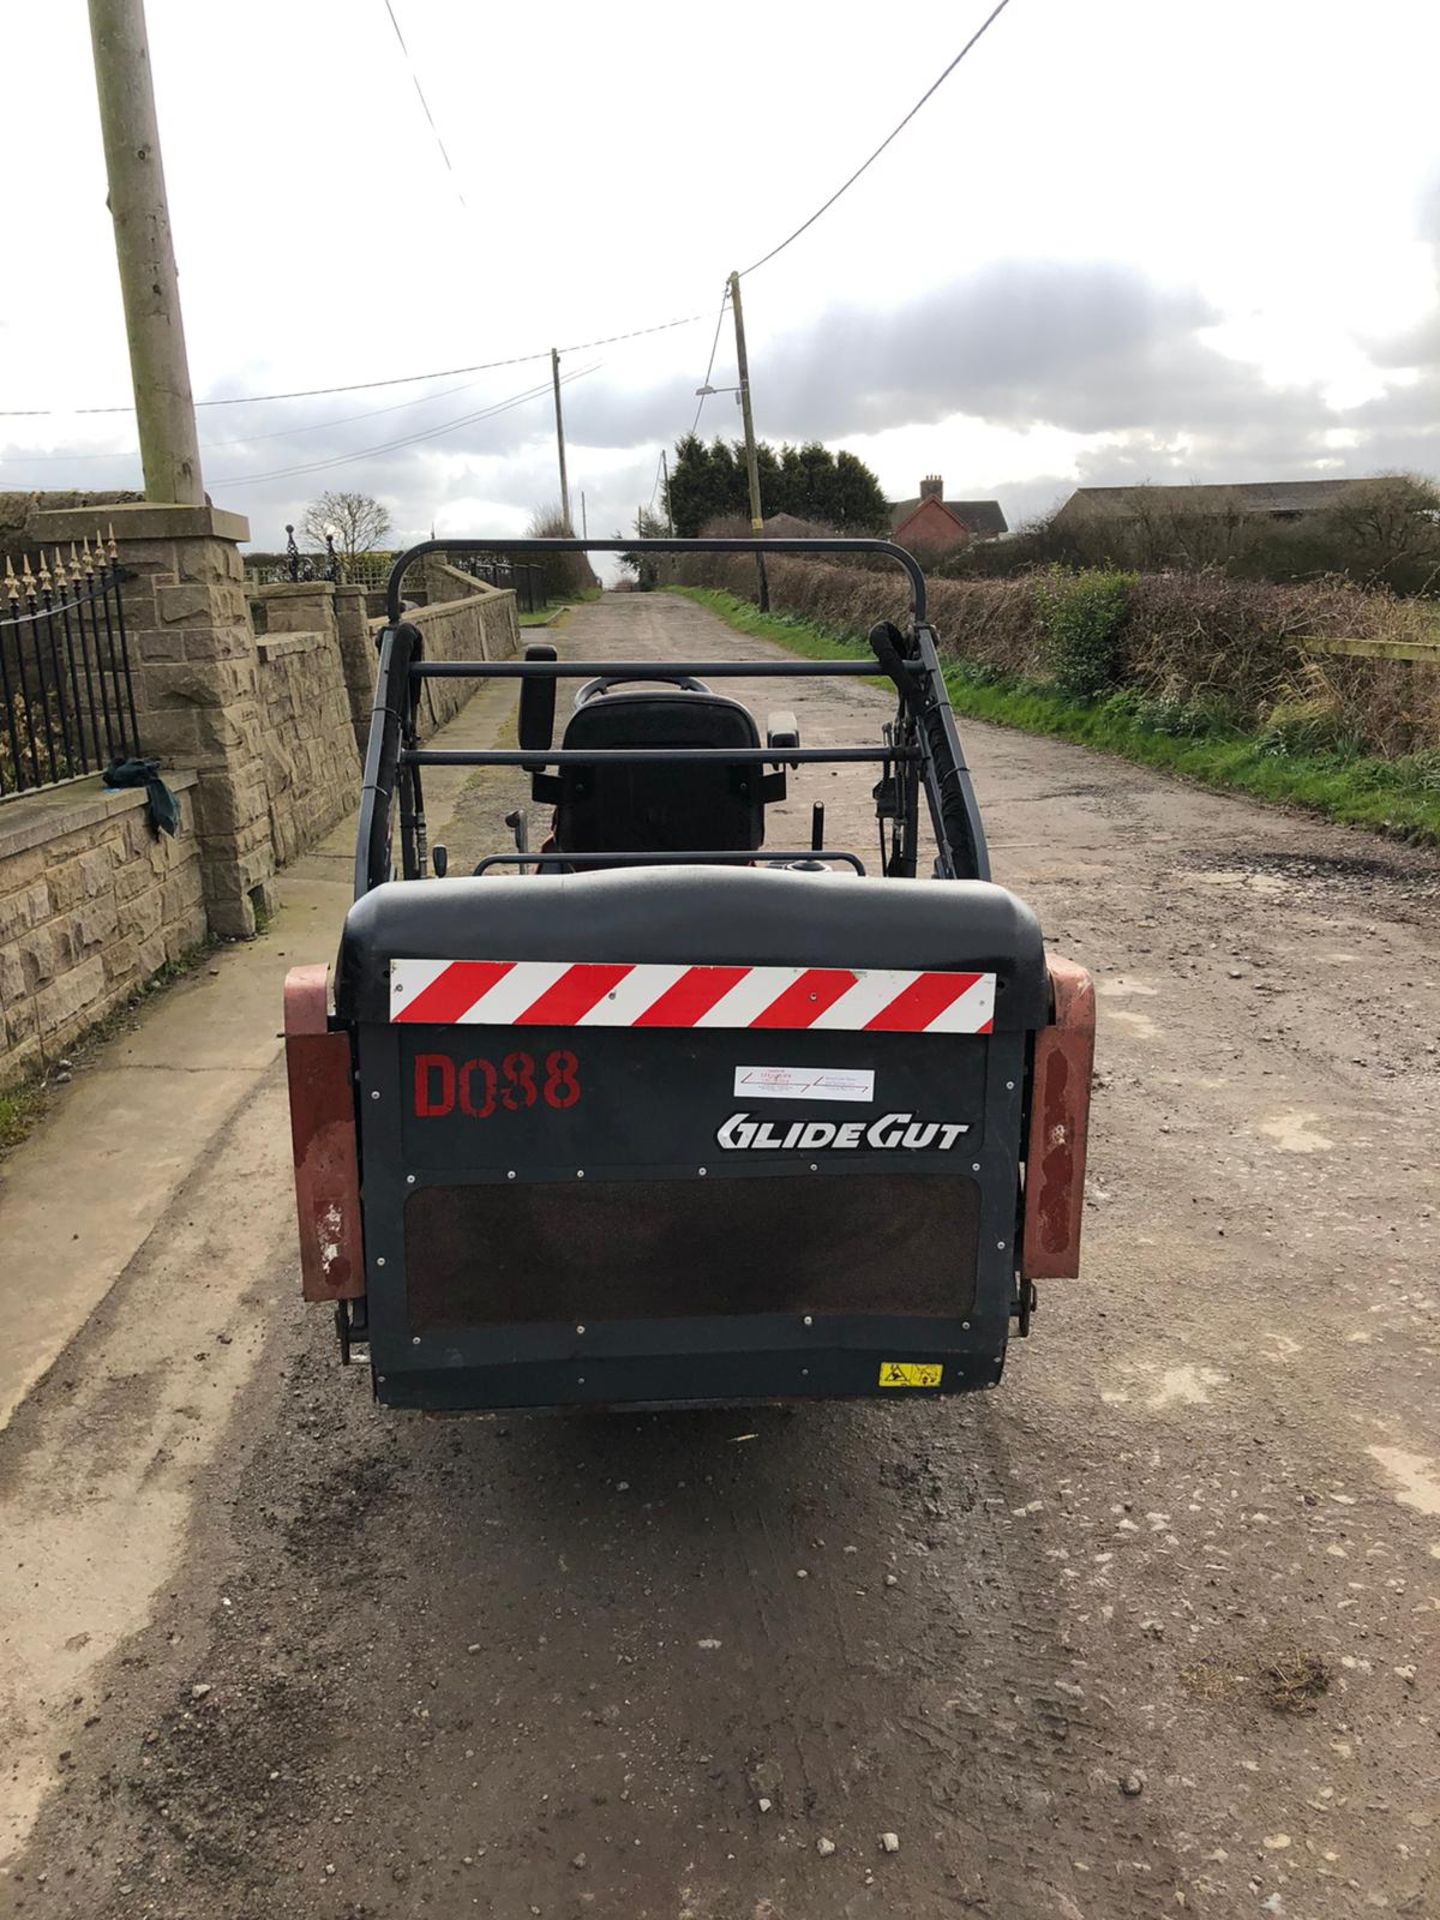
[{"xmin": 888, "ymin": 477, "xmax": 1007, "ymax": 555}]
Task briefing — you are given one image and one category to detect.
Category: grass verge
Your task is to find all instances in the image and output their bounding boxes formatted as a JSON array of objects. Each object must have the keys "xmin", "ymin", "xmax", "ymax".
[
  {"xmin": 0, "ymin": 1082, "xmax": 47, "ymax": 1155},
  {"xmin": 675, "ymin": 587, "xmax": 1440, "ymax": 847}
]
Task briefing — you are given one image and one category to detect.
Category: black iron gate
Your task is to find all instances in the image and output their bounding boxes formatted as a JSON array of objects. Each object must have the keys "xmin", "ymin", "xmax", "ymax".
[
  {"xmin": 458, "ymin": 554, "xmax": 545, "ymax": 615},
  {"xmin": 0, "ymin": 534, "xmax": 139, "ymax": 797}
]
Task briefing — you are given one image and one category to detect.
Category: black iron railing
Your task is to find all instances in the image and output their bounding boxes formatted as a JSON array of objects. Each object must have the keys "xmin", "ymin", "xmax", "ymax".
[
  {"xmin": 457, "ymin": 554, "xmax": 546, "ymax": 615},
  {"xmin": 0, "ymin": 534, "xmax": 140, "ymax": 797},
  {"xmin": 283, "ymin": 523, "xmax": 341, "ymax": 582}
]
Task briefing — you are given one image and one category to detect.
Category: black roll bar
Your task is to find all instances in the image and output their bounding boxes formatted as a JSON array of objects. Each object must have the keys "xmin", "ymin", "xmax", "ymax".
[
  {"xmin": 354, "ymin": 537, "xmax": 991, "ymax": 898},
  {"xmin": 385, "ymin": 536, "xmax": 928, "ymax": 625},
  {"xmin": 407, "ymin": 746, "xmax": 916, "ymax": 768},
  {"xmin": 410, "ymin": 658, "xmax": 885, "ymax": 679}
]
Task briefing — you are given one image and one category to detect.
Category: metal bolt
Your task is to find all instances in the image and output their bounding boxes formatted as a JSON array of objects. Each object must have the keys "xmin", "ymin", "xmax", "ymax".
[
  {"xmin": 803, "ymin": 1314, "xmax": 813, "ymax": 1327},
  {"xmin": 370, "ymin": 1090, "xmax": 380, "ymax": 1101},
  {"xmin": 810, "ymin": 1162, "xmax": 819, "ymax": 1172},
  {"xmin": 697, "ymin": 1166, "xmax": 707, "ymax": 1177},
  {"xmin": 375, "ymin": 1256, "xmax": 386, "ymax": 1268},
  {"xmin": 406, "ymin": 1174, "xmax": 416, "ymax": 1185},
  {"xmin": 801, "ymin": 1368, "xmax": 809, "ymax": 1377},
  {"xmin": 972, "ymin": 1161, "xmax": 981, "ymax": 1172},
  {"xmin": 577, "ymin": 1376, "xmax": 586, "ymax": 1385},
  {"xmin": 1006, "ymin": 1080, "xmax": 1015, "ymax": 1091},
  {"xmin": 576, "ymin": 1169, "xmax": 586, "ymax": 1179},
  {"xmin": 576, "ymin": 1324, "xmax": 585, "ymax": 1336},
  {"xmin": 961, "ymin": 1320, "xmax": 971, "ymax": 1330},
  {"xmin": 411, "ymin": 1336, "xmax": 420, "ymax": 1346},
  {"xmin": 997, "ymin": 1239, "xmax": 1006, "ymax": 1251},
  {"xmin": 507, "ymin": 1170, "xmax": 516, "ymax": 1180}
]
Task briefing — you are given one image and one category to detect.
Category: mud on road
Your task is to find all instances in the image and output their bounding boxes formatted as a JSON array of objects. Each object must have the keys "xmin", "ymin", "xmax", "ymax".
[{"xmin": 3, "ymin": 593, "xmax": 1437, "ymax": 1919}]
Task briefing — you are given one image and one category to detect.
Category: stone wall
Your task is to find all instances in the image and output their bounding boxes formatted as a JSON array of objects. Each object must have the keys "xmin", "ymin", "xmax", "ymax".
[
  {"xmin": 256, "ymin": 631, "xmax": 360, "ymax": 868},
  {"xmin": 378, "ymin": 563, "xmax": 520, "ymax": 733},
  {"xmin": 0, "ymin": 523, "xmax": 517, "ymax": 1089},
  {"xmin": 30, "ymin": 502, "xmax": 276, "ymax": 942},
  {"xmin": 0, "ymin": 774, "xmax": 205, "ymax": 1084},
  {"xmin": 248, "ymin": 582, "xmax": 363, "ymax": 866}
]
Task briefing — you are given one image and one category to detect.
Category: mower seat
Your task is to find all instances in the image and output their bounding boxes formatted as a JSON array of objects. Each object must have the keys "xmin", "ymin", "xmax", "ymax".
[{"xmin": 552, "ymin": 686, "xmax": 768, "ymax": 856}]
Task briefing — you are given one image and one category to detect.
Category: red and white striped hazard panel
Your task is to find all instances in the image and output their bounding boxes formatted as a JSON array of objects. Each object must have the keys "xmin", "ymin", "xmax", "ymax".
[{"xmin": 389, "ymin": 960, "xmax": 996, "ymax": 1033}]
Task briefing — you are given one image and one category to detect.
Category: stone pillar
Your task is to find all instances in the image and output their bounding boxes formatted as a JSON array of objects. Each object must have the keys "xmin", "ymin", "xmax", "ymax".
[
  {"xmin": 252, "ymin": 580, "xmax": 339, "ymax": 638},
  {"xmin": 28, "ymin": 502, "xmax": 276, "ymax": 940},
  {"xmin": 333, "ymin": 585, "xmax": 376, "ymax": 757}
]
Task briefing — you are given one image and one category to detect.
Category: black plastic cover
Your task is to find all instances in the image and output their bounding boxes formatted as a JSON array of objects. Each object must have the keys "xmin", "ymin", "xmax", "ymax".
[{"xmin": 337, "ymin": 866, "xmax": 1048, "ymax": 1029}]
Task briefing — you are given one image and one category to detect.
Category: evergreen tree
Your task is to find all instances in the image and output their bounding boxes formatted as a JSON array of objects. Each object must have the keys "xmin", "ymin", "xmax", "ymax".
[{"xmin": 666, "ymin": 434, "xmax": 888, "ymax": 536}]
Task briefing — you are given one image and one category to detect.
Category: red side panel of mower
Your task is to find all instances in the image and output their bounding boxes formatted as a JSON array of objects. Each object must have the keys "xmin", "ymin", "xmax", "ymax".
[
  {"xmin": 284, "ymin": 963, "xmax": 365, "ymax": 1303},
  {"xmin": 1022, "ymin": 955, "xmax": 1096, "ymax": 1282}
]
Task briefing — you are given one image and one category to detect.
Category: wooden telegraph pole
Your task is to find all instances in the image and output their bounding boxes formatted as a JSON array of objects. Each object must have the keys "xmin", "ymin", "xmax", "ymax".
[
  {"xmin": 727, "ymin": 270, "xmax": 767, "ymax": 610},
  {"xmin": 86, "ymin": 0, "xmax": 204, "ymax": 506},
  {"xmin": 551, "ymin": 348, "xmax": 572, "ymax": 533}
]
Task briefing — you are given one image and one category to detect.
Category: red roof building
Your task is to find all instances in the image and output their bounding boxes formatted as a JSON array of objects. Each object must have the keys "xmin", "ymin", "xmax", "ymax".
[{"xmin": 888, "ymin": 477, "xmax": 1007, "ymax": 554}]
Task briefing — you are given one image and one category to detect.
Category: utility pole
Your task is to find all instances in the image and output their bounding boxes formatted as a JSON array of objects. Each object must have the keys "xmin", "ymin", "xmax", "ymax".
[
  {"xmin": 86, "ymin": 0, "xmax": 204, "ymax": 507},
  {"xmin": 660, "ymin": 449, "xmax": 675, "ymax": 536},
  {"xmin": 727, "ymin": 270, "xmax": 767, "ymax": 610},
  {"xmin": 550, "ymin": 347, "xmax": 572, "ymax": 532}
]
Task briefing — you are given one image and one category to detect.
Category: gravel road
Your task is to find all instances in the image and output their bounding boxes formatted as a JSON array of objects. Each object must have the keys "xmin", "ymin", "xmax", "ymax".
[{"xmin": 2, "ymin": 592, "xmax": 1436, "ymax": 1920}]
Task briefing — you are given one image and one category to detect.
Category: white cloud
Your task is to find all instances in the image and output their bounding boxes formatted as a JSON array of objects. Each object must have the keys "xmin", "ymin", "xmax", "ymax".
[{"xmin": 2, "ymin": 0, "xmax": 1438, "ymax": 547}]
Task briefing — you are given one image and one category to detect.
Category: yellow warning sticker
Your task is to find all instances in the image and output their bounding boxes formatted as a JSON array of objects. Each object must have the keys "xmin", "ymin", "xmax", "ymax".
[{"xmin": 878, "ymin": 1361, "xmax": 943, "ymax": 1389}]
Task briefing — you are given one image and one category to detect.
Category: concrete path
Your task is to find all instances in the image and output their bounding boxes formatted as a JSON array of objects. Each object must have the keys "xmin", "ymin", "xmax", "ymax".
[
  {"xmin": 1, "ymin": 592, "xmax": 1437, "ymax": 1917},
  {"xmin": 0, "ymin": 673, "xmax": 518, "ymax": 1435},
  {"xmin": 0, "ymin": 667, "xmax": 520, "ymax": 1857}
]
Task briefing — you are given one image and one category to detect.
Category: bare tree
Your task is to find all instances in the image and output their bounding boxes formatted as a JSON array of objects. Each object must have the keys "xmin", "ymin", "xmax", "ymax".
[
  {"xmin": 1313, "ymin": 474, "xmax": 1440, "ymax": 588},
  {"xmin": 301, "ymin": 490, "xmax": 392, "ymax": 563}
]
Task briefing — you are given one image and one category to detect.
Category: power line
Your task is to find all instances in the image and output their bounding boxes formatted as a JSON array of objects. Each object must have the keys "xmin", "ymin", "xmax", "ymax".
[
  {"xmin": 0, "ymin": 314, "xmax": 699, "ymax": 419},
  {"xmin": 3, "ymin": 15, "xmax": 1012, "ymax": 429},
  {"xmin": 740, "ymin": 0, "xmax": 1012, "ymax": 278},
  {"xmin": 216, "ymin": 364, "xmax": 599, "ymax": 488},
  {"xmin": 381, "ymin": 0, "xmax": 467, "ymax": 211},
  {"xmin": 1, "ymin": 372, "xmax": 498, "ymax": 463},
  {"xmin": 689, "ymin": 285, "xmax": 731, "ymax": 436}
]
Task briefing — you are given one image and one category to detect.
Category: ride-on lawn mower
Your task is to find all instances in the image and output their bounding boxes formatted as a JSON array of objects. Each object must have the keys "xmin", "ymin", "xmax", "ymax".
[{"xmin": 284, "ymin": 538, "xmax": 1094, "ymax": 1412}]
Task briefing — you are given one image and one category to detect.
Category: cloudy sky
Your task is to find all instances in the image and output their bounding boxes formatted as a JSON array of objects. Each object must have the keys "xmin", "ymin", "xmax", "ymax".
[{"xmin": 3, "ymin": 0, "xmax": 1439, "ymax": 555}]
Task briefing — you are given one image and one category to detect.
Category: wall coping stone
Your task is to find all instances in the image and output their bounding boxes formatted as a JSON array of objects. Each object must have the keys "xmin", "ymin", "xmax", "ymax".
[
  {"xmin": 0, "ymin": 769, "xmax": 200, "ymax": 861},
  {"xmin": 256, "ymin": 630, "xmax": 330, "ymax": 663},
  {"xmin": 251, "ymin": 581, "xmax": 337, "ymax": 603},
  {"xmin": 29, "ymin": 501, "xmax": 251, "ymax": 544},
  {"xmin": 368, "ymin": 581, "xmax": 516, "ymax": 633},
  {"xmin": 431, "ymin": 562, "xmax": 505, "ymax": 597}
]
